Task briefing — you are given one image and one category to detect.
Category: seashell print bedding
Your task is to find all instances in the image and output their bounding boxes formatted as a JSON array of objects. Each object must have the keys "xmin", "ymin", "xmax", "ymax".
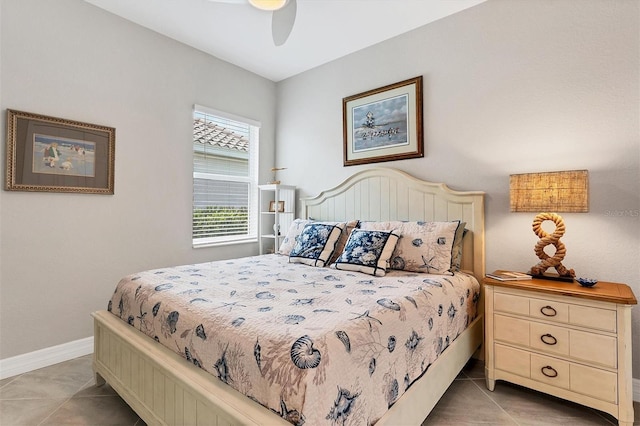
[{"xmin": 108, "ymin": 254, "xmax": 479, "ymax": 425}]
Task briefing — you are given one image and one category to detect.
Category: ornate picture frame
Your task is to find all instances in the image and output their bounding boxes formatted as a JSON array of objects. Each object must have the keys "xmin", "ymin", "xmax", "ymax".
[
  {"xmin": 5, "ymin": 109, "xmax": 115, "ymax": 194},
  {"xmin": 343, "ymin": 76, "xmax": 423, "ymax": 166}
]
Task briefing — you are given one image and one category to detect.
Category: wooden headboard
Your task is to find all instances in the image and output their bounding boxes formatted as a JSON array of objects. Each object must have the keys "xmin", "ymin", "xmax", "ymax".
[{"xmin": 300, "ymin": 168, "xmax": 486, "ymax": 281}]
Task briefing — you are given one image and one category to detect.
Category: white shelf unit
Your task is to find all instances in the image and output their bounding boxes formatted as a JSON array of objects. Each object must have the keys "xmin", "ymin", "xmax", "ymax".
[{"xmin": 258, "ymin": 184, "xmax": 296, "ymax": 254}]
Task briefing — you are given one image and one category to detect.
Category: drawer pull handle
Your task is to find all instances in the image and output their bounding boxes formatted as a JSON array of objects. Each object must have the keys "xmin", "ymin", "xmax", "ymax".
[
  {"xmin": 540, "ymin": 305, "xmax": 557, "ymax": 317},
  {"xmin": 541, "ymin": 365, "xmax": 558, "ymax": 378},
  {"xmin": 540, "ymin": 334, "xmax": 557, "ymax": 345}
]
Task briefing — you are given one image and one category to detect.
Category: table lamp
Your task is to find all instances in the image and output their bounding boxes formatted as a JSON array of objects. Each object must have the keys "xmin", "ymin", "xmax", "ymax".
[{"xmin": 509, "ymin": 170, "xmax": 589, "ymax": 282}]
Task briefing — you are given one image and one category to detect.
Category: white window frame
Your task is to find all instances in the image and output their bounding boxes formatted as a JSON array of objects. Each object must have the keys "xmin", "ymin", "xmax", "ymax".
[{"xmin": 192, "ymin": 104, "xmax": 260, "ymax": 248}]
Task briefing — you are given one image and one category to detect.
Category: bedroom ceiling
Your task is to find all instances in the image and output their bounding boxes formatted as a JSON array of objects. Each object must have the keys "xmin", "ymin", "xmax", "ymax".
[{"xmin": 83, "ymin": 0, "xmax": 486, "ymax": 82}]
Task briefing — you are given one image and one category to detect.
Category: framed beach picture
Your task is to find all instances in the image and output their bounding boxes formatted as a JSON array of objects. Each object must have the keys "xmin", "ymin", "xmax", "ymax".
[
  {"xmin": 343, "ymin": 76, "xmax": 423, "ymax": 166},
  {"xmin": 5, "ymin": 109, "xmax": 115, "ymax": 194}
]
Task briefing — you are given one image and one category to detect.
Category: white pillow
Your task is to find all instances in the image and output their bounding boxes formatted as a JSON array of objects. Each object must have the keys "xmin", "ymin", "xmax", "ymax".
[{"xmin": 278, "ymin": 219, "xmax": 311, "ymax": 255}]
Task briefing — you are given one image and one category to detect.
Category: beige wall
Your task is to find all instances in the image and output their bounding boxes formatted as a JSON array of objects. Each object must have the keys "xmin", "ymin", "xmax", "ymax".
[
  {"xmin": 276, "ymin": 0, "xmax": 640, "ymax": 374},
  {"xmin": 0, "ymin": 0, "xmax": 276, "ymax": 359}
]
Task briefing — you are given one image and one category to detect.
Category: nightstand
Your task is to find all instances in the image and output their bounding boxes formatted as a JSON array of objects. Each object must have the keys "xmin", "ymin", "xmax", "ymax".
[{"xmin": 484, "ymin": 276, "xmax": 637, "ymax": 425}]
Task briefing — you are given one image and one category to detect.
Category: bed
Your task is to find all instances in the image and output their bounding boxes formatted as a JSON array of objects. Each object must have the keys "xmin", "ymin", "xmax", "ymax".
[{"xmin": 93, "ymin": 167, "xmax": 485, "ymax": 425}]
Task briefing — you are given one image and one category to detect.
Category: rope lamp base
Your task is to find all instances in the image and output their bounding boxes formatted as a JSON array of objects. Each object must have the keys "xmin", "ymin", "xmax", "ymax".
[{"xmin": 529, "ymin": 212, "xmax": 576, "ymax": 282}]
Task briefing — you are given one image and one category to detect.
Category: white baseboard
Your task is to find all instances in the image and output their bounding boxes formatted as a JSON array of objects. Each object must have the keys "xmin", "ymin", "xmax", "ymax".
[
  {"xmin": 634, "ymin": 378, "xmax": 640, "ymax": 403},
  {"xmin": 0, "ymin": 336, "xmax": 94, "ymax": 380}
]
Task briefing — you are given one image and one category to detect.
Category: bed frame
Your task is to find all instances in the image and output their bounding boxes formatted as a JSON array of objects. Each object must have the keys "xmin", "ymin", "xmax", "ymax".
[{"xmin": 93, "ymin": 167, "xmax": 485, "ymax": 425}]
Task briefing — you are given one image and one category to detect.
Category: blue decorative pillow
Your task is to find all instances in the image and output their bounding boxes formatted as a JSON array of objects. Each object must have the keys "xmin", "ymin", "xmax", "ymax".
[
  {"xmin": 332, "ymin": 229, "xmax": 400, "ymax": 277},
  {"xmin": 289, "ymin": 223, "xmax": 345, "ymax": 267}
]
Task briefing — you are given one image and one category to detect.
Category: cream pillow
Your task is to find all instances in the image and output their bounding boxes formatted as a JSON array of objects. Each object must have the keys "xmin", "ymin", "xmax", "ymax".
[
  {"xmin": 359, "ymin": 221, "xmax": 461, "ymax": 275},
  {"xmin": 328, "ymin": 219, "xmax": 360, "ymax": 264},
  {"xmin": 278, "ymin": 219, "xmax": 311, "ymax": 255}
]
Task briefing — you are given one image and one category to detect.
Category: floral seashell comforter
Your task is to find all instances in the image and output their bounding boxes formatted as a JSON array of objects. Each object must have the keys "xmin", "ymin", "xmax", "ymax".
[{"xmin": 108, "ymin": 254, "xmax": 480, "ymax": 425}]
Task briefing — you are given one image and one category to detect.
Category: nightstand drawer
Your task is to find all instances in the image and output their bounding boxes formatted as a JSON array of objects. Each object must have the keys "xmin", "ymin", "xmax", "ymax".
[
  {"xmin": 532, "ymin": 354, "xmax": 618, "ymax": 402},
  {"xmin": 496, "ymin": 290, "xmax": 617, "ymax": 333},
  {"xmin": 569, "ymin": 329, "xmax": 617, "ymax": 368},
  {"xmin": 530, "ymin": 322, "xmax": 569, "ymax": 357},
  {"xmin": 529, "ymin": 298, "xmax": 569, "ymax": 323},
  {"xmin": 495, "ymin": 344, "xmax": 530, "ymax": 378},
  {"xmin": 495, "ymin": 314, "xmax": 571, "ymax": 357},
  {"xmin": 570, "ymin": 363, "xmax": 617, "ymax": 403},
  {"xmin": 497, "ymin": 315, "xmax": 617, "ymax": 367},
  {"xmin": 495, "ymin": 292, "xmax": 529, "ymax": 316},
  {"xmin": 495, "ymin": 344, "xmax": 618, "ymax": 403},
  {"xmin": 569, "ymin": 304, "xmax": 616, "ymax": 333},
  {"xmin": 494, "ymin": 344, "xmax": 571, "ymax": 389},
  {"xmin": 494, "ymin": 314, "xmax": 529, "ymax": 346},
  {"xmin": 495, "ymin": 291, "xmax": 571, "ymax": 323},
  {"xmin": 531, "ymin": 353, "xmax": 570, "ymax": 390}
]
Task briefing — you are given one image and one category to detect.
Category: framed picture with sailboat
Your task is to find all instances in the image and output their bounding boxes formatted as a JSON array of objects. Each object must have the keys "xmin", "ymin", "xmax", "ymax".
[{"xmin": 342, "ymin": 76, "xmax": 423, "ymax": 166}]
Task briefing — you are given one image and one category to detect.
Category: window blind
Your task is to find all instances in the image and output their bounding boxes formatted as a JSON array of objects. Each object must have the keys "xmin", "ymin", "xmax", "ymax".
[{"xmin": 192, "ymin": 107, "xmax": 259, "ymax": 246}]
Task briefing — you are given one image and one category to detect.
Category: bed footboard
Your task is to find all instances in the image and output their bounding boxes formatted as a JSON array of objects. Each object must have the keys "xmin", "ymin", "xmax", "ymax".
[
  {"xmin": 92, "ymin": 310, "xmax": 288, "ymax": 426},
  {"xmin": 93, "ymin": 310, "xmax": 482, "ymax": 426}
]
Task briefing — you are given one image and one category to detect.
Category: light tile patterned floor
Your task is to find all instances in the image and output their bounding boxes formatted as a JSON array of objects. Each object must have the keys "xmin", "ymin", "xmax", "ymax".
[{"xmin": 1, "ymin": 355, "xmax": 637, "ymax": 425}]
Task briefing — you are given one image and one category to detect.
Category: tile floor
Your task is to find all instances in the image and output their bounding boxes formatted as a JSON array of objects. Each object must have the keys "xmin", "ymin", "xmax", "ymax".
[{"xmin": 1, "ymin": 355, "xmax": 638, "ymax": 425}]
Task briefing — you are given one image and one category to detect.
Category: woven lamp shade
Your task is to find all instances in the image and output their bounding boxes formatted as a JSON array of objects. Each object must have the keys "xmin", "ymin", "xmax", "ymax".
[{"xmin": 510, "ymin": 170, "xmax": 589, "ymax": 213}]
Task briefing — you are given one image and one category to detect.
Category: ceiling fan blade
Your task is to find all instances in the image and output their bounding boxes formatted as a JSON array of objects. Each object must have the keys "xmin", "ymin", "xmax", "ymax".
[{"xmin": 271, "ymin": 0, "xmax": 296, "ymax": 46}]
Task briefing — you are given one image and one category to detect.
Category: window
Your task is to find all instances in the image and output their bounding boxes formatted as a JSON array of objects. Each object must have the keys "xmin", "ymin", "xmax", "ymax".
[{"xmin": 192, "ymin": 105, "xmax": 259, "ymax": 247}]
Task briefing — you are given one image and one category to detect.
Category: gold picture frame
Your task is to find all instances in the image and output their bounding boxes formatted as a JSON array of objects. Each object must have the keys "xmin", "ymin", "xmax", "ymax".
[
  {"xmin": 343, "ymin": 76, "xmax": 423, "ymax": 166},
  {"xmin": 268, "ymin": 200, "xmax": 285, "ymax": 213},
  {"xmin": 5, "ymin": 109, "xmax": 115, "ymax": 194}
]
